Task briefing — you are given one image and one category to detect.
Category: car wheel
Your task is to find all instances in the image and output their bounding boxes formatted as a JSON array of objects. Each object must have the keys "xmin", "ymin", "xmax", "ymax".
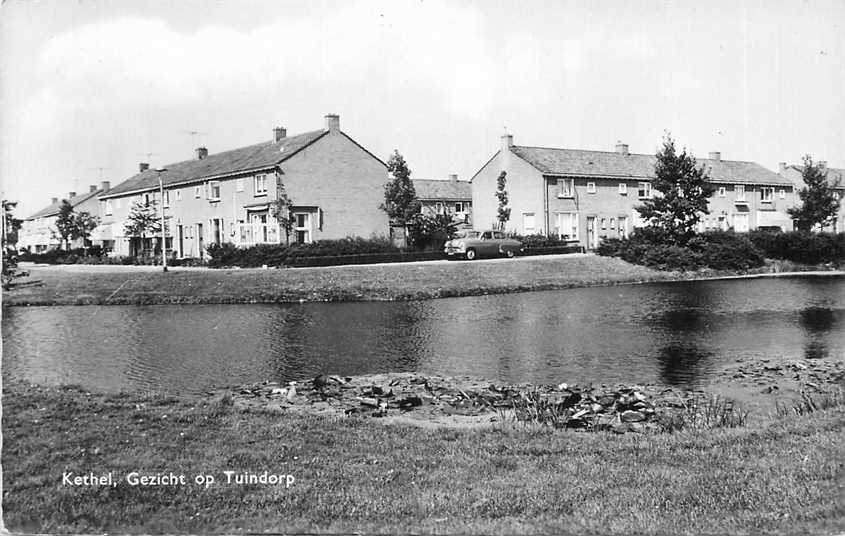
[
  {"xmin": 465, "ymin": 248, "xmax": 476, "ymax": 260},
  {"xmin": 505, "ymin": 249, "xmax": 515, "ymax": 258}
]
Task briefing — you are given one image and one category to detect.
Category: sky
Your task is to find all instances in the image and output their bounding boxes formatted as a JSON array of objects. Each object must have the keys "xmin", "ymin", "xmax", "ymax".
[{"xmin": 1, "ymin": 0, "xmax": 844, "ymax": 217}]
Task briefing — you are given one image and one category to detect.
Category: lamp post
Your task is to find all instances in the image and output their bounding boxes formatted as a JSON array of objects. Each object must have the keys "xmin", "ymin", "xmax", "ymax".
[{"xmin": 156, "ymin": 166, "xmax": 168, "ymax": 272}]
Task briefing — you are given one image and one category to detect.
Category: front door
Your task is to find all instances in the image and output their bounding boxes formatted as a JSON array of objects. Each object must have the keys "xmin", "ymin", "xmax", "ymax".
[{"xmin": 586, "ymin": 216, "xmax": 597, "ymax": 249}]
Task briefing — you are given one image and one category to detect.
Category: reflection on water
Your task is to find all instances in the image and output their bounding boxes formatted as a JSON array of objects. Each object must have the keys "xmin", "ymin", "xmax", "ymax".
[{"xmin": 3, "ymin": 275, "xmax": 844, "ymax": 394}]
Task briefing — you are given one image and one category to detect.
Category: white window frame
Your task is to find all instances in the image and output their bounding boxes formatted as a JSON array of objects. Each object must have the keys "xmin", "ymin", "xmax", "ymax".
[
  {"xmin": 609, "ymin": 217, "xmax": 615, "ymax": 230},
  {"xmin": 236, "ymin": 178, "xmax": 244, "ymax": 192},
  {"xmin": 435, "ymin": 202, "xmax": 444, "ymax": 215},
  {"xmin": 761, "ymin": 187, "xmax": 773, "ymax": 203},
  {"xmin": 175, "ymin": 190, "xmax": 182, "ymax": 202},
  {"xmin": 586, "ymin": 182, "xmax": 596, "ymax": 194},
  {"xmin": 208, "ymin": 181, "xmax": 221, "ymax": 202},
  {"xmin": 162, "ymin": 190, "xmax": 170, "ymax": 208},
  {"xmin": 523, "ymin": 212, "xmax": 536, "ymax": 234},
  {"xmin": 555, "ymin": 212, "xmax": 579, "ymax": 240},
  {"xmin": 557, "ymin": 178, "xmax": 574, "ymax": 198},
  {"xmin": 618, "ymin": 183, "xmax": 627, "ymax": 195},
  {"xmin": 254, "ymin": 174, "xmax": 267, "ymax": 196},
  {"xmin": 454, "ymin": 201, "xmax": 464, "ymax": 213},
  {"xmin": 735, "ymin": 184, "xmax": 746, "ymax": 201},
  {"xmin": 104, "ymin": 199, "xmax": 113, "ymax": 216},
  {"xmin": 293, "ymin": 212, "xmax": 311, "ymax": 244},
  {"xmin": 194, "ymin": 186, "xmax": 202, "ymax": 199},
  {"xmin": 778, "ymin": 189, "xmax": 786, "ymax": 199},
  {"xmin": 600, "ymin": 217, "xmax": 606, "ymax": 230},
  {"xmin": 637, "ymin": 182, "xmax": 651, "ymax": 199},
  {"xmin": 718, "ymin": 186, "xmax": 726, "ymax": 197}
]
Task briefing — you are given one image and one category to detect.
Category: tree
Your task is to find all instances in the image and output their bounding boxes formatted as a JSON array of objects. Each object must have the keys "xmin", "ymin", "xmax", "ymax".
[
  {"xmin": 495, "ymin": 171, "xmax": 510, "ymax": 230},
  {"xmin": 406, "ymin": 212, "xmax": 458, "ymax": 250},
  {"xmin": 787, "ymin": 155, "xmax": 842, "ymax": 231},
  {"xmin": 271, "ymin": 177, "xmax": 295, "ymax": 245},
  {"xmin": 380, "ymin": 150, "xmax": 421, "ymax": 226},
  {"xmin": 54, "ymin": 200, "xmax": 76, "ymax": 250},
  {"xmin": 124, "ymin": 199, "xmax": 162, "ymax": 255},
  {"xmin": 636, "ymin": 134, "xmax": 715, "ymax": 245},
  {"xmin": 2, "ymin": 199, "xmax": 22, "ymax": 247},
  {"xmin": 72, "ymin": 211, "xmax": 100, "ymax": 249}
]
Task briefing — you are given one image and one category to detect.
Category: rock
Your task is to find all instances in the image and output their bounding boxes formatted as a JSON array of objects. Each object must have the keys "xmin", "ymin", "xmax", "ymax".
[
  {"xmin": 359, "ymin": 397, "xmax": 379, "ymax": 407},
  {"xmin": 591, "ymin": 403, "xmax": 604, "ymax": 413},
  {"xmin": 628, "ymin": 422, "xmax": 645, "ymax": 433},
  {"xmin": 397, "ymin": 396, "xmax": 422, "ymax": 409},
  {"xmin": 271, "ymin": 387, "xmax": 287, "ymax": 396},
  {"xmin": 620, "ymin": 410, "xmax": 646, "ymax": 423}
]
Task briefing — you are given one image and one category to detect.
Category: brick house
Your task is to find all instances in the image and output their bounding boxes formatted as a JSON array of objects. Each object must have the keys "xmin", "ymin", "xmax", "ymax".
[
  {"xmin": 471, "ymin": 133, "xmax": 796, "ymax": 249},
  {"xmin": 17, "ymin": 183, "xmax": 110, "ymax": 252},
  {"xmin": 413, "ymin": 174, "xmax": 472, "ymax": 225},
  {"xmin": 98, "ymin": 114, "xmax": 389, "ymax": 258},
  {"xmin": 778, "ymin": 161, "xmax": 845, "ymax": 232}
]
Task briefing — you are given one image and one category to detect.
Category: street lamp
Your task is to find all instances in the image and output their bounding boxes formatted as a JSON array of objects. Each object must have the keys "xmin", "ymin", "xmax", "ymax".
[{"xmin": 156, "ymin": 166, "xmax": 168, "ymax": 272}]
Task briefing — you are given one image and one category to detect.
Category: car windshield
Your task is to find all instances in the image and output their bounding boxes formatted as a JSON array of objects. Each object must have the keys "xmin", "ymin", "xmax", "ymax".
[{"xmin": 455, "ymin": 230, "xmax": 480, "ymax": 239}]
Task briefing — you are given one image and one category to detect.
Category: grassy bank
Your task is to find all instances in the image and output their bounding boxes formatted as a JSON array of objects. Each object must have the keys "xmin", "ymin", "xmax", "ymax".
[
  {"xmin": 4, "ymin": 255, "xmax": 678, "ymax": 306},
  {"xmin": 3, "ymin": 381, "xmax": 843, "ymax": 534},
  {"xmin": 5, "ymin": 255, "xmax": 842, "ymax": 306}
]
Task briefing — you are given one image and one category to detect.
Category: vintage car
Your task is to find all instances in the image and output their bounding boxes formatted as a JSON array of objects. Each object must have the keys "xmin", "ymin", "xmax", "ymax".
[{"xmin": 444, "ymin": 230, "xmax": 524, "ymax": 260}]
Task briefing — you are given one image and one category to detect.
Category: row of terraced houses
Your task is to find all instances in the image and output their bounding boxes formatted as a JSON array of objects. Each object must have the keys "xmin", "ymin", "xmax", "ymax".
[{"xmin": 17, "ymin": 113, "xmax": 845, "ymax": 256}]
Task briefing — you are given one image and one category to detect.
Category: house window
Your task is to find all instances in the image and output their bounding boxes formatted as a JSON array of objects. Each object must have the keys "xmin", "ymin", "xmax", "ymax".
[
  {"xmin": 609, "ymin": 217, "xmax": 615, "ymax": 230},
  {"xmin": 600, "ymin": 218, "xmax": 606, "ymax": 230},
  {"xmin": 175, "ymin": 190, "xmax": 182, "ymax": 202},
  {"xmin": 195, "ymin": 186, "xmax": 202, "ymax": 198},
  {"xmin": 294, "ymin": 212, "xmax": 311, "ymax": 244},
  {"xmin": 637, "ymin": 182, "xmax": 651, "ymax": 199},
  {"xmin": 209, "ymin": 181, "xmax": 221, "ymax": 201},
  {"xmin": 761, "ymin": 187, "xmax": 773, "ymax": 203},
  {"xmin": 587, "ymin": 182, "xmax": 596, "ymax": 194},
  {"xmin": 455, "ymin": 202, "xmax": 464, "ymax": 213},
  {"xmin": 778, "ymin": 189, "xmax": 786, "ymax": 199},
  {"xmin": 735, "ymin": 185, "xmax": 746, "ymax": 201},
  {"xmin": 236, "ymin": 179, "xmax": 244, "ymax": 192},
  {"xmin": 105, "ymin": 200, "xmax": 113, "ymax": 216},
  {"xmin": 435, "ymin": 202, "xmax": 444, "ymax": 215},
  {"xmin": 162, "ymin": 190, "xmax": 170, "ymax": 207},
  {"xmin": 523, "ymin": 212, "xmax": 536, "ymax": 234},
  {"xmin": 254, "ymin": 174, "xmax": 267, "ymax": 196},
  {"xmin": 718, "ymin": 187, "xmax": 726, "ymax": 197},
  {"xmin": 557, "ymin": 178, "xmax": 574, "ymax": 198},
  {"xmin": 555, "ymin": 212, "xmax": 578, "ymax": 240},
  {"xmin": 618, "ymin": 183, "xmax": 627, "ymax": 195}
]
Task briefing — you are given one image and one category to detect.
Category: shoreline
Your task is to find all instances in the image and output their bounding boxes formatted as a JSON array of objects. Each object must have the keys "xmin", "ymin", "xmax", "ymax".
[{"xmin": 4, "ymin": 255, "xmax": 843, "ymax": 307}]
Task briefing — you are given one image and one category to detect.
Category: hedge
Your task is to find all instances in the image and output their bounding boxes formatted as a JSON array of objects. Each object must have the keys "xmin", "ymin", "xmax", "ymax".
[{"xmin": 747, "ymin": 230, "xmax": 845, "ymax": 265}]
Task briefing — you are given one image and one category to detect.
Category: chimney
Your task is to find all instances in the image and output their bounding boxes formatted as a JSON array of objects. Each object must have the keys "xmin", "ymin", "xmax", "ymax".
[
  {"xmin": 324, "ymin": 114, "xmax": 340, "ymax": 132},
  {"xmin": 195, "ymin": 147, "xmax": 208, "ymax": 160},
  {"xmin": 449, "ymin": 173, "xmax": 458, "ymax": 182},
  {"xmin": 615, "ymin": 142, "xmax": 629, "ymax": 156},
  {"xmin": 89, "ymin": 184, "xmax": 97, "ymax": 193},
  {"xmin": 273, "ymin": 126, "xmax": 287, "ymax": 142},
  {"xmin": 708, "ymin": 151, "xmax": 721, "ymax": 161},
  {"xmin": 51, "ymin": 197, "xmax": 58, "ymax": 204},
  {"xmin": 818, "ymin": 160, "xmax": 827, "ymax": 171},
  {"xmin": 139, "ymin": 162, "xmax": 150, "ymax": 172},
  {"xmin": 68, "ymin": 191, "xmax": 76, "ymax": 198},
  {"xmin": 101, "ymin": 181, "xmax": 110, "ymax": 192},
  {"xmin": 778, "ymin": 162, "xmax": 788, "ymax": 173}
]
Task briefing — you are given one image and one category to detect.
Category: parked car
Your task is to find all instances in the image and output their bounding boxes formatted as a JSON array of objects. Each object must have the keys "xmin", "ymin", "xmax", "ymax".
[{"xmin": 444, "ymin": 230, "xmax": 524, "ymax": 260}]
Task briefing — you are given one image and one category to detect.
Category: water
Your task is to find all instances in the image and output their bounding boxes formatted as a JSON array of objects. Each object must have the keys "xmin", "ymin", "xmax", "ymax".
[{"xmin": 3, "ymin": 276, "xmax": 843, "ymax": 394}]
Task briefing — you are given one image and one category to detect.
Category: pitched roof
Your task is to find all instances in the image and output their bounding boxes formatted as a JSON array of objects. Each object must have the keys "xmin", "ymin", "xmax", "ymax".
[
  {"xmin": 102, "ymin": 129, "xmax": 328, "ymax": 198},
  {"xmin": 413, "ymin": 179, "xmax": 471, "ymax": 200},
  {"xmin": 510, "ymin": 146, "xmax": 793, "ymax": 186},
  {"xmin": 25, "ymin": 189, "xmax": 104, "ymax": 220},
  {"xmin": 783, "ymin": 165, "xmax": 845, "ymax": 190}
]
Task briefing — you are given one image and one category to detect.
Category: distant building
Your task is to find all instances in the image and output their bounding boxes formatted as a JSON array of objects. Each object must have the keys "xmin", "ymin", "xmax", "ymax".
[
  {"xmin": 17, "ymin": 183, "xmax": 110, "ymax": 252},
  {"xmin": 413, "ymin": 174, "xmax": 472, "ymax": 225},
  {"xmin": 778, "ymin": 161, "xmax": 845, "ymax": 232},
  {"xmin": 98, "ymin": 114, "xmax": 389, "ymax": 258},
  {"xmin": 471, "ymin": 133, "xmax": 797, "ymax": 249}
]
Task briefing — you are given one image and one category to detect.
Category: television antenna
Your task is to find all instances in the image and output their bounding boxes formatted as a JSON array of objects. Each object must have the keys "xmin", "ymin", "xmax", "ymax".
[{"xmin": 182, "ymin": 130, "xmax": 208, "ymax": 147}]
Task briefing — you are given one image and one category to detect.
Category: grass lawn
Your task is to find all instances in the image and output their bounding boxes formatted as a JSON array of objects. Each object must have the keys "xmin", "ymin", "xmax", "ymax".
[
  {"xmin": 3, "ymin": 382, "xmax": 843, "ymax": 534},
  {"xmin": 5, "ymin": 255, "xmax": 680, "ymax": 306}
]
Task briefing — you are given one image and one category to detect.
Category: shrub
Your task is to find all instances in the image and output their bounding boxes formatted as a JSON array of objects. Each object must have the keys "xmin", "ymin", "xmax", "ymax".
[
  {"xmin": 691, "ymin": 231, "xmax": 765, "ymax": 271},
  {"xmin": 748, "ymin": 230, "xmax": 844, "ymax": 265}
]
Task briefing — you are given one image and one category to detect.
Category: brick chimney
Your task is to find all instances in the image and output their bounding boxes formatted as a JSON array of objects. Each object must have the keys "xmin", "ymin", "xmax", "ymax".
[
  {"xmin": 68, "ymin": 191, "xmax": 76, "ymax": 198},
  {"xmin": 139, "ymin": 162, "xmax": 150, "ymax": 172},
  {"xmin": 818, "ymin": 160, "xmax": 828, "ymax": 171},
  {"xmin": 449, "ymin": 173, "xmax": 458, "ymax": 182},
  {"xmin": 101, "ymin": 181, "xmax": 110, "ymax": 192},
  {"xmin": 274, "ymin": 127, "xmax": 287, "ymax": 142},
  {"xmin": 708, "ymin": 151, "xmax": 721, "ymax": 161},
  {"xmin": 89, "ymin": 184, "xmax": 98, "ymax": 193},
  {"xmin": 615, "ymin": 142, "xmax": 629, "ymax": 156},
  {"xmin": 196, "ymin": 147, "xmax": 208, "ymax": 160},
  {"xmin": 779, "ymin": 162, "xmax": 788, "ymax": 173},
  {"xmin": 51, "ymin": 197, "xmax": 58, "ymax": 204},
  {"xmin": 324, "ymin": 114, "xmax": 340, "ymax": 132}
]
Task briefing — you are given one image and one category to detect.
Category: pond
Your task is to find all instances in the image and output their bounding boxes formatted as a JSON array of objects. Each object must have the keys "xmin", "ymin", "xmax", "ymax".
[{"xmin": 3, "ymin": 276, "xmax": 843, "ymax": 395}]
